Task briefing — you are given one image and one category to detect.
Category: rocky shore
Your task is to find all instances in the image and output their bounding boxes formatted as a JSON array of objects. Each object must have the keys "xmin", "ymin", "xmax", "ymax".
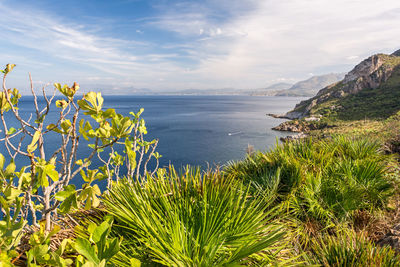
[{"xmin": 269, "ymin": 114, "xmax": 329, "ymax": 141}]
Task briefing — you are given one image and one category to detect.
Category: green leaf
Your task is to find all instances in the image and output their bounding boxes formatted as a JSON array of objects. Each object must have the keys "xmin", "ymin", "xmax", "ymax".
[
  {"xmin": 34, "ymin": 114, "xmax": 46, "ymax": 124},
  {"xmin": 60, "ymin": 120, "xmax": 72, "ymax": 133},
  {"xmin": 77, "ymin": 92, "xmax": 103, "ymax": 116},
  {"xmin": 56, "ymin": 238, "xmax": 71, "ymax": 256},
  {"xmin": 102, "ymin": 108, "xmax": 116, "ymax": 118},
  {"xmin": 74, "ymin": 238, "xmax": 99, "ymax": 264},
  {"xmin": 78, "ymin": 185, "xmax": 101, "ymax": 210},
  {"xmin": 27, "ymin": 131, "xmax": 41, "ymax": 153},
  {"xmin": 56, "ymin": 99, "xmax": 69, "ymax": 109},
  {"xmin": 7, "ymin": 127, "xmax": 16, "ymax": 135},
  {"xmin": 54, "ymin": 83, "xmax": 62, "ymax": 91},
  {"xmin": 80, "ymin": 169, "xmax": 89, "ymax": 183},
  {"xmin": 38, "ymin": 170, "xmax": 49, "ymax": 187},
  {"xmin": 0, "ymin": 153, "xmax": 4, "ymax": 169},
  {"xmin": 92, "ymin": 220, "xmax": 110, "ymax": 244},
  {"xmin": 4, "ymin": 186, "xmax": 22, "ymax": 201},
  {"xmin": 46, "ymin": 124, "xmax": 63, "ymax": 134},
  {"xmin": 3, "ymin": 64, "xmax": 16, "ymax": 75},
  {"xmin": 55, "ymin": 185, "xmax": 76, "ymax": 201},
  {"xmin": 125, "ymin": 139, "xmax": 136, "ymax": 170},
  {"xmin": 130, "ymin": 258, "xmax": 142, "ymax": 267},
  {"xmin": 4, "ymin": 160, "xmax": 16, "ymax": 176},
  {"xmin": 56, "ymin": 185, "xmax": 78, "ymax": 214},
  {"xmin": 55, "ymin": 83, "xmax": 78, "ymax": 98},
  {"xmin": 44, "ymin": 164, "xmax": 59, "ymax": 182},
  {"xmin": 102, "ymin": 237, "xmax": 120, "ymax": 260}
]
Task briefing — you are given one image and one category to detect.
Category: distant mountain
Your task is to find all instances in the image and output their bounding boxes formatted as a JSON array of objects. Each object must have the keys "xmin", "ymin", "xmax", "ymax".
[
  {"xmin": 80, "ymin": 86, "xmax": 153, "ymax": 95},
  {"xmin": 393, "ymin": 49, "xmax": 400, "ymax": 57},
  {"xmin": 97, "ymin": 73, "xmax": 343, "ymax": 97},
  {"xmin": 266, "ymin": 82, "xmax": 294, "ymax": 91},
  {"xmin": 251, "ymin": 74, "xmax": 344, "ymax": 97},
  {"xmin": 162, "ymin": 88, "xmax": 249, "ymax": 95},
  {"xmin": 275, "ymin": 73, "xmax": 345, "ymax": 97},
  {"xmin": 250, "ymin": 83, "xmax": 293, "ymax": 96},
  {"xmin": 284, "ymin": 49, "xmax": 400, "ymax": 120}
]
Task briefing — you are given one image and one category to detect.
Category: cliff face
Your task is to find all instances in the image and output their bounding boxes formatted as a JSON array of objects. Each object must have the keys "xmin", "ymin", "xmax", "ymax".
[{"xmin": 286, "ymin": 51, "xmax": 400, "ymax": 119}]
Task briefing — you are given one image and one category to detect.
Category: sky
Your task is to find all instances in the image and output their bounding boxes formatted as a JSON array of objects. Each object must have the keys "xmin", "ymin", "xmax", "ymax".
[{"xmin": 1, "ymin": 0, "xmax": 400, "ymax": 93}]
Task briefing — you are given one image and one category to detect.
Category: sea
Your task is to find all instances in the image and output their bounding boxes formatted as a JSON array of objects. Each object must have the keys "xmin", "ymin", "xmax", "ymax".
[
  {"xmin": 102, "ymin": 95, "xmax": 302, "ymax": 167},
  {"xmin": 2, "ymin": 95, "xmax": 303, "ymax": 186}
]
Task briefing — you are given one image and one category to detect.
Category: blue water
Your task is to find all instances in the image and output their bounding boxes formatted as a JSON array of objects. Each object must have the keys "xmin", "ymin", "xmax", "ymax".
[
  {"xmin": 2, "ymin": 95, "xmax": 302, "ymax": 186},
  {"xmin": 102, "ymin": 95, "xmax": 301, "ymax": 167}
]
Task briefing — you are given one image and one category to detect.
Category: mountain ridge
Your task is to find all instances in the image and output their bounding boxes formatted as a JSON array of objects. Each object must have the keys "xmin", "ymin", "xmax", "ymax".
[
  {"xmin": 249, "ymin": 73, "xmax": 344, "ymax": 97},
  {"xmin": 275, "ymin": 73, "xmax": 345, "ymax": 97},
  {"xmin": 284, "ymin": 50, "xmax": 400, "ymax": 120}
]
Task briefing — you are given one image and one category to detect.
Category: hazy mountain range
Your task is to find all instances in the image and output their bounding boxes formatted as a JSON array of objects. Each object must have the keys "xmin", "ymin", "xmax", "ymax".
[
  {"xmin": 90, "ymin": 73, "xmax": 345, "ymax": 97},
  {"xmin": 156, "ymin": 73, "xmax": 345, "ymax": 97},
  {"xmin": 250, "ymin": 73, "xmax": 345, "ymax": 97}
]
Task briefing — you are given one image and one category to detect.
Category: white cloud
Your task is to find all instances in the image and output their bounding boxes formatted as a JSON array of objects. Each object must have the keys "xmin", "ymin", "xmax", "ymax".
[
  {"xmin": 0, "ymin": 2, "xmax": 186, "ymax": 90},
  {"xmin": 0, "ymin": 0, "xmax": 399, "ymax": 91},
  {"xmin": 179, "ymin": 0, "xmax": 400, "ymax": 88},
  {"xmin": 346, "ymin": 56, "xmax": 360, "ymax": 60}
]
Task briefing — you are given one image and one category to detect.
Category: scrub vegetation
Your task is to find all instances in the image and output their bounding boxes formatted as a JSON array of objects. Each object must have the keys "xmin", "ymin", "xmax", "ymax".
[{"xmin": 1, "ymin": 64, "xmax": 400, "ymax": 266}]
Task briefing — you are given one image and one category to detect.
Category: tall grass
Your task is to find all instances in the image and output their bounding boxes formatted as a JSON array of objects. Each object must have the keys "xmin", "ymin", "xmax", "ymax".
[
  {"xmin": 226, "ymin": 136, "xmax": 394, "ymax": 228},
  {"xmin": 74, "ymin": 135, "xmax": 397, "ymax": 265},
  {"xmin": 321, "ymin": 159, "xmax": 393, "ymax": 218},
  {"xmin": 104, "ymin": 167, "xmax": 288, "ymax": 266},
  {"xmin": 309, "ymin": 230, "xmax": 400, "ymax": 267}
]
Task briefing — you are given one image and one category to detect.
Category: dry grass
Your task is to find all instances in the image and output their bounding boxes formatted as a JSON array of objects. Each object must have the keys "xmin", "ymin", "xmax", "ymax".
[{"xmin": 14, "ymin": 209, "xmax": 104, "ymax": 266}]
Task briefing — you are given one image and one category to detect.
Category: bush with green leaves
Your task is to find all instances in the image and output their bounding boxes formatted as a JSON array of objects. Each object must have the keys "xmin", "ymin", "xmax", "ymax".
[
  {"xmin": 104, "ymin": 166, "xmax": 287, "ymax": 266},
  {"xmin": 226, "ymin": 136, "xmax": 394, "ymax": 226},
  {"xmin": 73, "ymin": 216, "xmax": 124, "ymax": 267},
  {"xmin": 0, "ymin": 62, "xmax": 397, "ymax": 266},
  {"xmin": 0, "ymin": 63, "xmax": 162, "ymax": 265},
  {"xmin": 0, "ymin": 63, "xmax": 160, "ymax": 234},
  {"xmin": 0, "ymin": 179, "xmax": 26, "ymax": 265},
  {"xmin": 26, "ymin": 222, "xmax": 72, "ymax": 267}
]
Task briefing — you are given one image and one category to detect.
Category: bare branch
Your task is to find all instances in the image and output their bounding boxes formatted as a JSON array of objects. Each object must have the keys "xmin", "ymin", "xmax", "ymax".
[
  {"xmin": 144, "ymin": 140, "xmax": 159, "ymax": 175},
  {"xmin": 2, "ymin": 75, "xmax": 37, "ymax": 131},
  {"xmin": 29, "ymin": 73, "xmax": 40, "ymax": 118}
]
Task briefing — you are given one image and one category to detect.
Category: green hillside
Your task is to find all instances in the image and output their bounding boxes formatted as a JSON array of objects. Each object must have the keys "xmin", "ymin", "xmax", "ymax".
[
  {"xmin": 313, "ymin": 65, "xmax": 400, "ymax": 120},
  {"xmin": 287, "ymin": 52, "xmax": 400, "ymax": 121}
]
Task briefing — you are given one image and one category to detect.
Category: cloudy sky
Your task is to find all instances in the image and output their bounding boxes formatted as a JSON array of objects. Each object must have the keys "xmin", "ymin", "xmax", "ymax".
[{"xmin": 1, "ymin": 0, "xmax": 400, "ymax": 92}]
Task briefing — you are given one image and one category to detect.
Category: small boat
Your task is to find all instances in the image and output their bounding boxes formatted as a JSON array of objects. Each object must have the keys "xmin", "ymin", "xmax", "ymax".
[{"xmin": 228, "ymin": 131, "xmax": 242, "ymax": 136}]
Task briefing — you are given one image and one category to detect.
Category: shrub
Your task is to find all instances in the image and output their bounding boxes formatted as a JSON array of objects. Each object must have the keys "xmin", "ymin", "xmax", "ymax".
[
  {"xmin": 0, "ymin": 64, "xmax": 160, "ymax": 232},
  {"xmin": 226, "ymin": 137, "xmax": 394, "ymax": 226},
  {"xmin": 104, "ymin": 166, "xmax": 287, "ymax": 266},
  {"xmin": 321, "ymin": 158, "xmax": 393, "ymax": 218},
  {"xmin": 309, "ymin": 230, "xmax": 400, "ymax": 267}
]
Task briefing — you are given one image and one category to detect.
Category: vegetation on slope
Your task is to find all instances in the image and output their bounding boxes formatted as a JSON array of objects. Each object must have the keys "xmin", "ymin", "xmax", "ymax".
[
  {"xmin": 1, "ymin": 60, "xmax": 400, "ymax": 267},
  {"xmin": 311, "ymin": 66, "xmax": 400, "ymax": 120},
  {"xmin": 226, "ymin": 136, "xmax": 400, "ymax": 265},
  {"xmin": 104, "ymin": 167, "xmax": 286, "ymax": 266},
  {"xmin": 288, "ymin": 52, "xmax": 400, "ymax": 121}
]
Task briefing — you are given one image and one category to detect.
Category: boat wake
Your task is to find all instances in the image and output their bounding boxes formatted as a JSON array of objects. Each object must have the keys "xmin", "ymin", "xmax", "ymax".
[{"xmin": 228, "ymin": 131, "xmax": 242, "ymax": 136}]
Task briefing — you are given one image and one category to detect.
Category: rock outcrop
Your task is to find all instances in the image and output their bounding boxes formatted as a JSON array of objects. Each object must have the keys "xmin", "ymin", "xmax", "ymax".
[
  {"xmin": 280, "ymin": 132, "xmax": 308, "ymax": 142},
  {"xmin": 272, "ymin": 120, "xmax": 329, "ymax": 132}
]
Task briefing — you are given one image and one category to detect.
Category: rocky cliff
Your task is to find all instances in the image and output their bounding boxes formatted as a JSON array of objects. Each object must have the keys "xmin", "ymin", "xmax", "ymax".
[{"xmin": 285, "ymin": 50, "xmax": 400, "ymax": 120}]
